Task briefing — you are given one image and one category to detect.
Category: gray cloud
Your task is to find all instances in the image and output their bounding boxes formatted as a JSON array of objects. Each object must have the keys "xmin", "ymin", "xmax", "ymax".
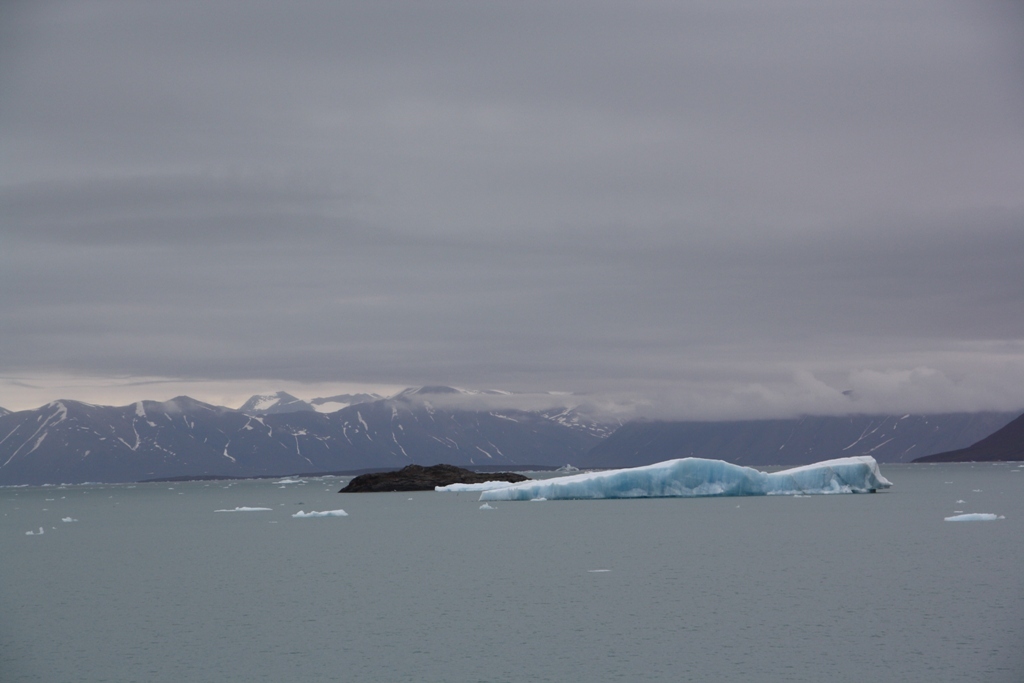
[{"xmin": 1, "ymin": 1, "xmax": 1023, "ymax": 416}]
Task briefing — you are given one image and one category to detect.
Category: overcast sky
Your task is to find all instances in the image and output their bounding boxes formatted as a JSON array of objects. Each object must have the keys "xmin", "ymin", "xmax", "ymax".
[{"xmin": 2, "ymin": 0, "xmax": 1023, "ymax": 417}]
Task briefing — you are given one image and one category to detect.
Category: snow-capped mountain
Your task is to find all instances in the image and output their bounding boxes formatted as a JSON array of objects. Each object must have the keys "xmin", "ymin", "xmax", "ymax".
[
  {"xmin": 238, "ymin": 391, "xmax": 383, "ymax": 415},
  {"xmin": 0, "ymin": 397, "xmax": 255, "ymax": 485},
  {"xmin": 309, "ymin": 393, "xmax": 382, "ymax": 413},
  {"xmin": 238, "ymin": 391, "xmax": 315, "ymax": 415},
  {"xmin": 0, "ymin": 391, "xmax": 607, "ymax": 485}
]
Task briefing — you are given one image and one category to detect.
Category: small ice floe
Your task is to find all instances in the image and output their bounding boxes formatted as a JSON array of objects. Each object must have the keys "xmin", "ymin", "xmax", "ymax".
[
  {"xmin": 291, "ymin": 509, "xmax": 348, "ymax": 518},
  {"xmin": 944, "ymin": 513, "xmax": 1005, "ymax": 522},
  {"xmin": 25, "ymin": 527, "xmax": 45, "ymax": 536},
  {"xmin": 530, "ymin": 497, "xmax": 547, "ymax": 502},
  {"xmin": 479, "ymin": 503, "xmax": 495, "ymax": 510},
  {"xmin": 956, "ymin": 499, "xmax": 966, "ymax": 504},
  {"xmin": 61, "ymin": 517, "xmax": 78, "ymax": 523},
  {"xmin": 587, "ymin": 569, "xmax": 611, "ymax": 573},
  {"xmin": 275, "ymin": 478, "xmax": 305, "ymax": 485},
  {"xmin": 214, "ymin": 507, "xmax": 273, "ymax": 512}
]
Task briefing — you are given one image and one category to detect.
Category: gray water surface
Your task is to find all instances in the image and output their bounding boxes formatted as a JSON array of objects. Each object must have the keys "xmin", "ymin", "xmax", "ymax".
[{"xmin": 2, "ymin": 463, "xmax": 1022, "ymax": 682}]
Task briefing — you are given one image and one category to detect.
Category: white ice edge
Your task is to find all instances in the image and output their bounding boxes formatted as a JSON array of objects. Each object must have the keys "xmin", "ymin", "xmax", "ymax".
[
  {"xmin": 435, "ymin": 480, "xmax": 519, "ymax": 492},
  {"xmin": 215, "ymin": 506, "xmax": 273, "ymax": 512},
  {"xmin": 479, "ymin": 456, "xmax": 892, "ymax": 501}
]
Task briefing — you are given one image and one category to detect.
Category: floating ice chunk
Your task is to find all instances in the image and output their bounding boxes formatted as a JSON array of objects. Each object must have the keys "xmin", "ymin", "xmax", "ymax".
[
  {"xmin": 956, "ymin": 499, "xmax": 966, "ymax": 504},
  {"xmin": 944, "ymin": 513, "xmax": 1004, "ymax": 522},
  {"xmin": 435, "ymin": 481, "xmax": 517, "ymax": 492},
  {"xmin": 587, "ymin": 569, "xmax": 611, "ymax": 573},
  {"xmin": 61, "ymin": 517, "xmax": 78, "ymax": 523},
  {"xmin": 292, "ymin": 509, "xmax": 348, "ymax": 518},
  {"xmin": 25, "ymin": 527, "xmax": 44, "ymax": 535},
  {"xmin": 275, "ymin": 478, "xmax": 305, "ymax": 484},
  {"xmin": 530, "ymin": 497, "xmax": 547, "ymax": 502},
  {"xmin": 479, "ymin": 503, "xmax": 495, "ymax": 509},
  {"xmin": 214, "ymin": 507, "xmax": 273, "ymax": 512},
  {"xmin": 479, "ymin": 456, "xmax": 892, "ymax": 501}
]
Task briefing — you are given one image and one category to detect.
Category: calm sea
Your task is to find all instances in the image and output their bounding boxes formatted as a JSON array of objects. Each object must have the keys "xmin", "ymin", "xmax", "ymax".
[{"xmin": 2, "ymin": 463, "xmax": 1022, "ymax": 683}]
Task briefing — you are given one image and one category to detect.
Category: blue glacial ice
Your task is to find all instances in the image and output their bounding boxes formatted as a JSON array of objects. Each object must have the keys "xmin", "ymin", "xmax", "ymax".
[{"xmin": 478, "ymin": 456, "xmax": 892, "ymax": 502}]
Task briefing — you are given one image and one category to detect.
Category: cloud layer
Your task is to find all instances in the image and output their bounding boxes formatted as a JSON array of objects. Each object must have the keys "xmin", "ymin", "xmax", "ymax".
[{"xmin": 2, "ymin": 1, "xmax": 1023, "ymax": 416}]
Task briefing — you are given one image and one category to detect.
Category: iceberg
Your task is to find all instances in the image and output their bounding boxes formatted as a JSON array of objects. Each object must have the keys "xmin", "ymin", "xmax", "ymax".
[
  {"xmin": 214, "ymin": 507, "xmax": 273, "ymax": 512},
  {"xmin": 292, "ymin": 509, "xmax": 348, "ymax": 518},
  {"xmin": 478, "ymin": 456, "xmax": 892, "ymax": 501}
]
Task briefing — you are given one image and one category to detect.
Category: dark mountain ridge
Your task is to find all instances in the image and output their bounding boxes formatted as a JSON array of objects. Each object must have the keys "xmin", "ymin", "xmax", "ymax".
[{"xmin": 912, "ymin": 412, "xmax": 1024, "ymax": 462}]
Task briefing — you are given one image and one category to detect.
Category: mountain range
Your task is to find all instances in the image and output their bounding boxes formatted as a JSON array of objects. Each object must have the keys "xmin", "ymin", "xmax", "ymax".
[
  {"xmin": 0, "ymin": 387, "xmax": 1019, "ymax": 485},
  {"xmin": 0, "ymin": 388, "xmax": 606, "ymax": 486}
]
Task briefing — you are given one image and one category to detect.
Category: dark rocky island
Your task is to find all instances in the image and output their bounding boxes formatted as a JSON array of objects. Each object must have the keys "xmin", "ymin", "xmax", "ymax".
[{"xmin": 339, "ymin": 463, "xmax": 530, "ymax": 492}]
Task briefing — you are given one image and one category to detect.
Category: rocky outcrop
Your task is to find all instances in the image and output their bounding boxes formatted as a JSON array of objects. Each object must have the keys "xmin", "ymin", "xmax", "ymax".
[{"xmin": 339, "ymin": 463, "xmax": 529, "ymax": 492}]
